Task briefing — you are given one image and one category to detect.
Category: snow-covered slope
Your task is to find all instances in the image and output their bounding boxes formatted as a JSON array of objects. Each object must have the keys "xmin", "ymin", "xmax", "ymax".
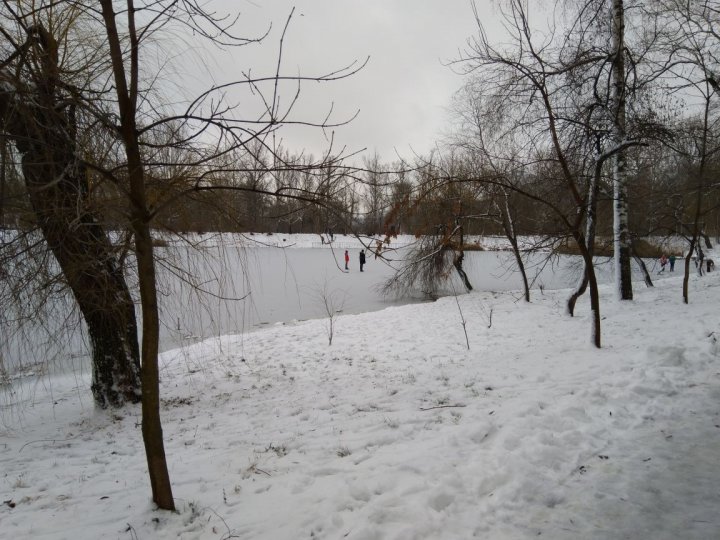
[{"xmin": 2, "ymin": 269, "xmax": 719, "ymax": 539}]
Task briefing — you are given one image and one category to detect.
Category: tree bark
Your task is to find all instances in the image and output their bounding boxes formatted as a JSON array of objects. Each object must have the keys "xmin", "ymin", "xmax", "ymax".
[
  {"xmin": 453, "ymin": 250, "xmax": 473, "ymax": 291},
  {"xmin": 612, "ymin": 0, "xmax": 633, "ymax": 300},
  {"xmin": 575, "ymin": 232, "xmax": 601, "ymax": 348},
  {"xmin": 21, "ymin": 155, "xmax": 141, "ymax": 408},
  {"xmin": 630, "ymin": 234, "xmax": 653, "ymax": 288},
  {"xmin": 0, "ymin": 25, "xmax": 141, "ymax": 408},
  {"xmin": 682, "ymin": 237, "xmax": 696, "ymax": 304},
  {"xmin": 497, "ymin": 192, "xmax": 530, "ymax": 302},
  {"xmin": 567, "ymin": 271, "xmax": 589, "ymax": 317},
  {"xmin": 99, "ymin": 0, "xmax": 174, "ymax": 510},
  {"xmin": 452, "ymin": 222, "xmax": 473, "ymax": 291},
  {"xmin": 701, "ymin": 231, "xmax": 712, "ymax": 249},
  {"xmin": 632, "ymin": 252, "xmax": 654, "ymax": 287},
  {"xmin": 568, "ymin": 150, "xmax": 602, "ymax": 316}
]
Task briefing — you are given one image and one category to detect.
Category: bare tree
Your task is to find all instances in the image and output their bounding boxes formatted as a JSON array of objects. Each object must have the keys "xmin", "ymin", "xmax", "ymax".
[
  {"xmin": 314, "ymin": 279, "xmax": 346, "ymax": 346},
  {"xmin": 493, "ymin": 186, "xmax": 532, "ymax": 302},
  {"xmin": 651, "ymin": 0, "xmax": 720, "ymax": 303},
  {"xmin": 361, "ymin": 152, "xmax": 389, "ymax": 235},
  {"xmin": 95, "ymin": 0, "xmax": 365, "ymax": 509},
  {"xmin": 0, "ymin": 4, "xmax": 141, "ymax": 407},
  {"xmin": 450, "ymin": 87, "xmax": 533, "ymax": 302},
  {"xmin": 381, "ymin": 153, "xmax": 481, "ymax": 298},
  {"xmin": 1, "ymin": 0, "xmax": 366, "ymax": 510},
  {"xmin": 452, "ymin": 1, "xmax": 607, "ymax": 344}
]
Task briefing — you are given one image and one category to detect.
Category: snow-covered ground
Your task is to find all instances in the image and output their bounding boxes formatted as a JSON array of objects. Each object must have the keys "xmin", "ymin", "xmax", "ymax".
[{"xmin": 2, "ymin": 257, "xmax": 719, "ymax": 539}]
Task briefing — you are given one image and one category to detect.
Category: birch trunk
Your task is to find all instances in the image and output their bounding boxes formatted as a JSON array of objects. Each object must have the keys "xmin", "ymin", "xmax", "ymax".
[{"xmin": 612, "ymin": 0, "xmax": 633, "ymax": 300}]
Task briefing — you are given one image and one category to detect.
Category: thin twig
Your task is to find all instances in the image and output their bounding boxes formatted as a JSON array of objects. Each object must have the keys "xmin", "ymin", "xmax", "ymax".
[
  {"xmin": 18, "ymin": 437, "xmax": 76, "ymax": 452},
  {"xmin": 419, "ymin": 404, "xmax": 466, "ymax": 411}
]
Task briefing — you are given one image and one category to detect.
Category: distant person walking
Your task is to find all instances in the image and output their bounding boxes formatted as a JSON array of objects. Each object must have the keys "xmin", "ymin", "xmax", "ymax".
[
  {"xmin": 669, "ymin": 254, "xmax": 676, "ymax": 271},
  {"xmin": 359, "ymin": 249, "xmax": 366, "ymax": 272},
  {"xmin": 344, "ymin": 250, "xmax": 349, "ymax": 271}
]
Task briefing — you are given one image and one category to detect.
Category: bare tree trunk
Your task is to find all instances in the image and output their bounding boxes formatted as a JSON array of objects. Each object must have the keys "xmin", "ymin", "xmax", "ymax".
[
  {"xmin": 22, "ymin": 156, "xmax": 141, "ymax": 407},
  {"xmin": 100, "ymin": 0, "xmax": 174, "ymax": 510},
  {"xmin": 575, "ymin": 232, "xmax": 601, "ymax": 348},
  {"xmin": 630, "ymin": 234, "xmax": 653, "ymax": 288},
  {"xmin": 0, "ymin": 25, "xmax": 141, "ymax": 408},
  {"xmin": 587, "ymin": 261, "xmax": 601, "ymax": 348},
  {"xmin": 567, "ymin": 230, "xmax": 602, "ymax": 347},
  {"xmin": 682, "ymin": 237, "xmax": 696, "ymax": 304},
  {"xmin": 567, "ymin": 272, "xmax": 589, "ymax": 317},
  {"xmin": 612, "ymin": 0, "xmax": 633, "ymax": 300},
  {"xmin": 682, "ymin": 190, "xmax": 706, "ymax": 305},
  {"xmin": 0, "ymin": 137, "xmax": 5, "ymax": 227},
  {"xmin": 134, "ymin": 222, "xmax": 173, "ymax": 510},
  {"xmin": 701, "ymin": 231, "xmax": 712, "ymax": 249},
  {"xmin": 507, "ymin": 236, "xmax": 529, "ymax": 301},
  {"xmin": 568, "ymin": 153, "xmax": 602, "ymax": 316},
  {"xmin": 631, "ymin": 251, "xmax": 654, "ymax": 287},
  {"xmin": 682, "ymin": 84, "xmax": 711, "ymax": 304},
  {"xmin": 497, "ymin": 192, "xmax": 529, "ymax": 302},
  {"xmin": 453, "ymin": 223, "xmax": 473, "ymax": 291},
  {"xmin": 453, "ymin": 250, "xmax": 473, "ymax": 291}
]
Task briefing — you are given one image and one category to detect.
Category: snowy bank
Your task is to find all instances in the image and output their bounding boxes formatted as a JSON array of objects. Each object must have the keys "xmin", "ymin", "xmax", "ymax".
[{"xmin": 1, "ymin": 271, "xmax": 719, "ymax": 539}]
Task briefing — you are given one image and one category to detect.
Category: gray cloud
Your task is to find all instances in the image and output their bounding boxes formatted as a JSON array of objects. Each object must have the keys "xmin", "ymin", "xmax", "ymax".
[{"xmin": 176, "ymin": 1, "xmax": 499, "ymax": 161}]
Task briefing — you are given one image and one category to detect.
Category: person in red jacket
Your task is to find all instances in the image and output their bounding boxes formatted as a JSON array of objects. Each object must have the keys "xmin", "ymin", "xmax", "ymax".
[{"xmin": 344, "ymin": 250, "xmax": 349, "ymax": 271}]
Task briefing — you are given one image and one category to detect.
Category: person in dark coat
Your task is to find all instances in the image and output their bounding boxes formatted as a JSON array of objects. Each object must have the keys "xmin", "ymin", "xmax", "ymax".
[
  {"xmin": 359, "ymin": 249, "xmax": 366, "ymax": 272},
  {"xmin": 669, "ymin": 254, "xmax": 676, "ymax": 271}
]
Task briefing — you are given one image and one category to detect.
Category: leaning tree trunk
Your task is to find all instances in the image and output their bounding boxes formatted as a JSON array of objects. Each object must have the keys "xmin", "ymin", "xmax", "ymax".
[
  {"xmin": 631, "ymin": 252, "xmax": 653, "ymax": 287},
  {"xmin": 567, "ymin": 269, "xmax": 589, "ymax": 317},
  {"xmin": 452, "ymin": 221, "xmax": 473, "ymax": 292},
  {"xmin": 496, "ymin": 193, "xmax": 529, "ymax": 302},
  {"xmin": 574, "ymin": 232, "xmax": 602, "ymax": 348},
  {"xmin": 612, "ymin": 0, "xmax": 633, "ymax": 300},
  {"xmin": 21, "ymin": 155, "xmax": 142, "ymax": 408},
  {"xmin": 453, "ymin": 249, "xmax": 473, "ymax": 292},
  {"xmin": 568, "ymin": 154, "xmax": 602, "ymax": 316},
  {"xmin": 0, "ymin": 26, "xmax": 141, "ymax": 408},
  {"xmin": 629, "ymin": 235, "xmax": 653, "ymax": 288},
  {"xmin": 507, "ymin": 235, "xmax": 529, "ymax": 301},
  {"xmin": 700, "ymin": 231, "xmax": 712, "ymax": 249}
]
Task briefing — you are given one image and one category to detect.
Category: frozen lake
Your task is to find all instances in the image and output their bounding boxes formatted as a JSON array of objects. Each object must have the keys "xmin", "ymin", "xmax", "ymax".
[
  {"xmin": 2, "ymin": 242, "xmax": 671, "ymax": 376},
  {"xmin": 120, "ymin": 244, "xmax": 673, "ymax": 355}
]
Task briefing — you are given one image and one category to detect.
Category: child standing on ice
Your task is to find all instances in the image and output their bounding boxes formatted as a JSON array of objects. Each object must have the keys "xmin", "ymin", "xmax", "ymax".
[
  {"xmin": 359, "ymin": 249, "xmax": 366, "ymax": 272},
  {"xmin": 344, "ymin": 250, "xmax": 349, "ymax": 271},
  {"xmin": 659, "ymin": 254, "xmax": 668, "ymax": 273}
]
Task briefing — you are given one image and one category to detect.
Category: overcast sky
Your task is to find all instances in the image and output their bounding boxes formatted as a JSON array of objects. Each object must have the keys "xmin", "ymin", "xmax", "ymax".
[{"xmin": 194, "ymin": 1, "xmax": 500, "ymax": 162}]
